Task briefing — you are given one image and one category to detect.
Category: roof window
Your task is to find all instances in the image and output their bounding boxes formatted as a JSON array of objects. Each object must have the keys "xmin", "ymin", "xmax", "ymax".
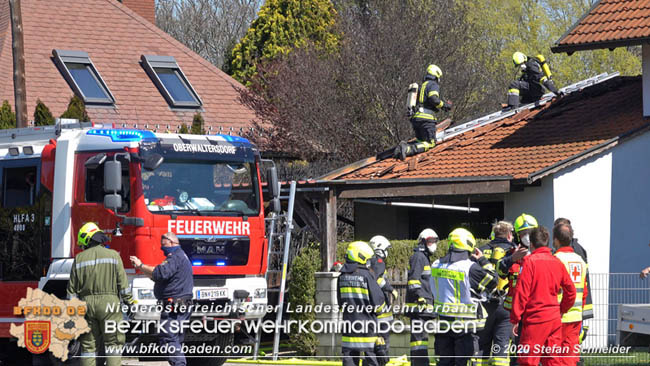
[
  {"xmin": 52, "ymin": 50, "xmax": 114, "ymax": 105},
  {"xmin": 141, "ymin": 55, "xmax": 202, "ymax": 108}
]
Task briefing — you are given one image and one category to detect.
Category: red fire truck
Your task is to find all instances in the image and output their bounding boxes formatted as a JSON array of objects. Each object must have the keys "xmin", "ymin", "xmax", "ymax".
[{"xmin": 0, "ymin": 121, "xmax": 277, "ymax": 364}]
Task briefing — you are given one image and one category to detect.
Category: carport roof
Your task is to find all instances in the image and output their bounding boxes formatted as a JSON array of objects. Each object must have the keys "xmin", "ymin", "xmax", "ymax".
[{"xmin": 320, "ymin": 75, "xmax": 650, "ymax": 185}]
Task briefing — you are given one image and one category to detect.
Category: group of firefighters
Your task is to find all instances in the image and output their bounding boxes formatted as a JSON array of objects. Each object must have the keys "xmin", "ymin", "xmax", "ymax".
[
  {"xmin": 394, "ymin": 52, "xmax": 562, "ymax": 160},
  {"xmin": 336, "ymin": 213, "xmax": 592, "ymax": 366}
]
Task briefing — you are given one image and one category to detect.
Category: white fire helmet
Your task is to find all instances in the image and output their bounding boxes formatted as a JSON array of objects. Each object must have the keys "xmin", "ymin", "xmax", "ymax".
[
  {"xmin": 369, "ymin": 235, "xmax": 392, "ymax": 258},
  {"xmin": 418, "ymin": 228, "xmax": 439, "ymax": 254}
]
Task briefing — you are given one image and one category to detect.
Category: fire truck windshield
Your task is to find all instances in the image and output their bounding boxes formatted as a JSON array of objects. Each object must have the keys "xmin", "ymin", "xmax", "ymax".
[{"xmin": 142, "ymin": 160, "xmax": 259, "ymax": 215}]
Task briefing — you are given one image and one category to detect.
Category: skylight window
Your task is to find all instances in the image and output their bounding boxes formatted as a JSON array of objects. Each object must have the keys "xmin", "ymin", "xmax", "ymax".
[
  {"xmin": 141, "ymin": 55, "xmax": 202, "ymax": 108},
  {"xmin": 52, "ymin": 49, "xmax": 114, "ymax": 105}
]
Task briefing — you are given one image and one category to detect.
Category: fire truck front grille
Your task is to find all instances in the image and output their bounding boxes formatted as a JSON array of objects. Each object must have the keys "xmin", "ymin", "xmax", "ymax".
[{"xmin": 180, "ymin": 236, "xmax": 250, "ymax": 266}]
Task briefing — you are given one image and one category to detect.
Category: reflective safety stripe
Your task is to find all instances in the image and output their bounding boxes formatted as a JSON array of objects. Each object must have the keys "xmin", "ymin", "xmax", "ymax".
[
  {"xmin": 120, "ymin": 288, "xmax": 130, "ymax": 295},
  {"xmin": 419, "ymin": 81, "xmax": 429, "ymax": 104},
  {"xmin": 422, "ymin": 266, "xmax": 431, "ymax": 275},
  {"xmin": 76, "ymin": 257, "xmax": 119, "ymax": 269},
  {"xmin": 413, "ymin": 112, "xmax": 436, "ymax": 120},
  {"xmin": 378, "ymin": 312, "xmax": 393, "ymax": 320},
  {"xmin": 431, "ymin": 268, "xmax": 465, "ymax": 281},
  {"xmin": 410, "ymin": 340, "xmax": 428, "ymax": 351},
  {"xmin": 377, "ymin": 277, "xmax": 386, "ymax": 288},
  {"xmin": 80, "ymin": 352, "xmax": 97, "ymax": 357},
  {"xmin": 427, "ymin": 91, "xmax": 440, "ymax": 98},
  {"xmin": 342, "ymin": 336, "xmax": 377, "ymax": 349},
  {"xmin": 436, "ymin": 100, "xmax": 444, "ymax": 109},
  {"xmin": 478, "ymin": 274, "xmax": 494, "ymax": 292},
  {"xmin": 508, "ymin": 88, "xmax": 520, "ymax": 95},
  {"xmin": 583, "ymin": 304, "xmax": 594, "ymax": 318},
  {"xmin": 340, "ymin": 287, "xmax": 369, "ymax": 295},
  {"xmin": 408, "ymin": 279, "xmax": 422, "ymax": 290},
  {"xmin": 540, "ymin": 76, "xmax": 548, "ymax": 83},
  {"xmin": 493, "ymin": 357, "xmax": 510, "ymax": 365}
]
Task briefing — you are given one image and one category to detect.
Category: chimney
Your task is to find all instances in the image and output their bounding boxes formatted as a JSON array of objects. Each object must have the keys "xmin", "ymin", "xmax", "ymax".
[
  {"xmin": 641, "ymin": 43, "xmax": 650, "ymax": 117},
  {"xmin": 120, "ymin": 0, "xmax": 155, "ymax": 24}
]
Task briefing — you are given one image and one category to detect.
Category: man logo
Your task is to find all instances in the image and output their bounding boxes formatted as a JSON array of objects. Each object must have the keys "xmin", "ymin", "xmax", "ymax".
[{"xmin": 25, "ymin": 321, "xmax": 50, "ymax": 354}]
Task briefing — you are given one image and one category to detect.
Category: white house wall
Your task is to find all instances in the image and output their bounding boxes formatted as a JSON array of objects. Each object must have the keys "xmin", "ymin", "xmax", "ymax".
[{"xmin": 504, "ymin": 175, "xmax": 555, "ymax": 229}]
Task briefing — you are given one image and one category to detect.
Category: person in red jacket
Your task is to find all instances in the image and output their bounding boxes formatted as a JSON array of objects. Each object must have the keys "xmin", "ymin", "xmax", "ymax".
[{"xmin": 510, "ymin": 226, "xmax": 576, "ymax": 366}]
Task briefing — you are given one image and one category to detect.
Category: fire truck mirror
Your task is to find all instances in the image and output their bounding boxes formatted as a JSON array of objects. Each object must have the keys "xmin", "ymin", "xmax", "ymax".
[
  {"xmin": 143, "ymin": 153, "xmax": 164, "ymax": 171},
  {"xmin": 84, "ymin": 152, "xmax": 107, "ymax": 169},
  {"xmin": 104, "ymin": 160, "xmax": 122, "ymax": 193},
  {"xmin": 267, "ymin": 166, "xmax": 279, "ymax": 199},
  {"xmin": 104, "ymin": 193, "xmax": 122, "ymax": 211}
]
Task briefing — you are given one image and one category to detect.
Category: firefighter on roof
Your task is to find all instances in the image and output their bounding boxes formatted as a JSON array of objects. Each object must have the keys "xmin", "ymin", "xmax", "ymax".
[
  {"xmin": 431, "ymin": 228, "xmax": 497, "ymax": 366},
  {"xmin": 395, "ymin": 64, "xmax": 452, "ymax": 161},
  {"xmin": 506, "ymin": 52, "xmax": 562, "ymax": 109},
  {"xmin": 337, "ymin": 241, "xmax": 386, "ymax": 366},
  {"xmin": 405, "ymin": 229, "xmax": 438, "ymax": 366},
  {"xmin": 67, "ymin": 223, "xmax": 133, "ymax": 366},
  {"xmin": 369, "ymin": 235, "xmax": 399, "ymax": 366}
]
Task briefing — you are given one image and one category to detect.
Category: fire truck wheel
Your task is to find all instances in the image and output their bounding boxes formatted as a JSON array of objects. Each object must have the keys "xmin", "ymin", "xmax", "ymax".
[{"xmin": 186, "ymin": 332, "xmax": 234, "ymax": 366}]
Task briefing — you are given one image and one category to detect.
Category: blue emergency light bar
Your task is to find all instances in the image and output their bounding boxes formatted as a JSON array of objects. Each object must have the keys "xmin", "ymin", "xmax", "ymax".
[
  {"xmin": 87, "ymin": 129, "xmax": 157, "ymax": 142},
  {"xmin": 213, "ymin": 134, "xmax": 249, "ymax": 144},
  {"xmin": 192, "ymin": 260, "xmax": 203, "ymax": 266},
  {"xmin": 216, "ymin": 261, "xmax": 226, "ymax": 266}
]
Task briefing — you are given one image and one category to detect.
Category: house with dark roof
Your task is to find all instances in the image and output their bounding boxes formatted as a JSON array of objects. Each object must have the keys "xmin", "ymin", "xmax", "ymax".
[{"xmin": 0, "ymin": 0, "xmax": 257, "ymax": 135}]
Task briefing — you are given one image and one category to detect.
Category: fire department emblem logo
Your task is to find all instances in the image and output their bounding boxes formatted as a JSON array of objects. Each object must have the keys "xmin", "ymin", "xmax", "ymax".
[
  {"xmin": 25, "ymin": 321, "xmax": 51, "ymax": 354},
  {"xmin": 569, "ymin": 262, "xmax": 582, "ymax": 283}
]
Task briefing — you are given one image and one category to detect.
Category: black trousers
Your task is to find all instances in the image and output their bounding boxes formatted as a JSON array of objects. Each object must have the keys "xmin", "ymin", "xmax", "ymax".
[
  {"xmin": 409, "ymin": 314, "xmax": 431, "ymax": 366},
  {"xmin": 410, "ymin": 118, "xmax": 437, "ymax": 142},
  {"xmin": 509, "ymin": 80, "xmax": 544, "ymax": 104},
  {"xmin": 343, "ymin": 348, "xmax": 378, "ymax": 366},
  {"xmin": 434, "ymin": 332, "xmax": 477, "ymax": 366},
  {"xmin": 475, "ymin": 300, "xmax": 511, "ymax": 366}
]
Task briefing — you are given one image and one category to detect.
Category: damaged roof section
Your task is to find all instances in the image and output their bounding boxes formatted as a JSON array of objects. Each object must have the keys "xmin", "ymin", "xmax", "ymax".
[
  {"xmin": 553, "ymin": 0, "xmax": 650, "ymax": 53},
  {"xmin": 323, "ymin": 76, "xmax": 650, "ymax": 184}
]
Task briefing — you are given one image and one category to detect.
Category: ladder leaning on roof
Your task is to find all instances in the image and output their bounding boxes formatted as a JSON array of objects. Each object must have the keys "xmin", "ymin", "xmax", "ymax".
[{"xmin": 252, "ymin": 180, "xmax": 297, "ymax": 360}]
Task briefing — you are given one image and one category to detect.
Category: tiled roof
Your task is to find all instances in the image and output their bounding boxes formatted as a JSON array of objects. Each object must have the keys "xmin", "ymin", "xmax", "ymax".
[
  {"xmin": 0, "ymin": 0, "xmax": 257, "ymax": 133},
  {"xmin": 327, "ymin": 76, "xmax": 650, "ymax": 182},
  {"xmin": 553, "ymin": 0, "xmax": 650, "ymax": 53}
]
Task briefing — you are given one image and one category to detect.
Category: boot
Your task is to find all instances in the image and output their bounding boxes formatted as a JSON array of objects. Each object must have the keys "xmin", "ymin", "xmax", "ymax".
[
  {"xmin": 506, "ymin": 93, "xmax": 520, "ymax": 109},
  {"xmin": 393, "ymin": 141, "xmax": 409, "ymax": 161}
]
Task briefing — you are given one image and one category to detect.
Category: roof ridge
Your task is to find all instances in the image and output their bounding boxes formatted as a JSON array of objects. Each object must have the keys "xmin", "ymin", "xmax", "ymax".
[{"xmin": 103, "ymin": 0, "xmax": 247, "ymax": 92}]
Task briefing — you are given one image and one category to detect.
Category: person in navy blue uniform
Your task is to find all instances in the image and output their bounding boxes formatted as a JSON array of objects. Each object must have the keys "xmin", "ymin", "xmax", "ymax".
[{"xmin": 131, "ymin": 232, "xmax": 193, "ymax": 366}]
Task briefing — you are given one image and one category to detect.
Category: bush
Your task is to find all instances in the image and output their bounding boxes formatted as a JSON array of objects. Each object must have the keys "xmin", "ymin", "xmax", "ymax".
[
  {"xmin": 0, "ymin": 100, "xmax": 16, "ymax": 129},
  {"xmin": 190, "ymin": 113, "xmax": 205, "ymax": 134},
  {"xmin": 178, "ymin": 124, "xmax": 189, "ymax": 134},
  {"xmin": 287, "ymin": 245, "xmax": 321, "ymax": 355},
  {"xmin": 33, "ymin": 99, "xmax": 54, "ymax": 126},
  {"xmin": 60, "ymin": 95, "xmax": 89, "ymax": 121}
]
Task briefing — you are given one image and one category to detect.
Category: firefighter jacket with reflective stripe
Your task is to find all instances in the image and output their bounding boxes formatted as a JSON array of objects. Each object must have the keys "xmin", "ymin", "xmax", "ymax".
[
  {"xmin": 67, "ymin": 245, "xmax": 133, "ymax": 303},
  {"xmin": 571, "ymin": 238, "xmax": 593, "ymax": 319},
  {"xmin": 337, "ymin": 261, "xmax": 386, "ymax": 350},
  {"xmin": 431, "ymin": 251, "xmax": 497, "ymax": 323},
  {"xmin": 520, "ymin": 57, "xmax": 559, "ymax": 94},
  {"xmin": 555, "ymin": 247, "xmax": 588, "ymax": 323},
  {"xmin": 406, "ymin": 246, "xmax": 434, "ymax": 314},
  {"xmin": 370, "ymin": 256, "xmax": 395, "ymax": 322},
  {"xmin": 480, "ymin": 238, "xmax": 516, "ymax": 298},
  {"xmin": 412, "ymin": 75, "xmax": 447, "ymax": 121},
  {"xmin": 497, "ymin": 250, "xmax": 522, "ymax": 311},
  {"xmin": 510, "ymin": 247, "xmax": 576, "ymax": 325}
]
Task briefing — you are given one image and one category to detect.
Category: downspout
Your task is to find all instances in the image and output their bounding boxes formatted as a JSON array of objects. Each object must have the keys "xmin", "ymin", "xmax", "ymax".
[{"xmin": 10, "ymin": 0, "xmax": 27, "ymax": 128}]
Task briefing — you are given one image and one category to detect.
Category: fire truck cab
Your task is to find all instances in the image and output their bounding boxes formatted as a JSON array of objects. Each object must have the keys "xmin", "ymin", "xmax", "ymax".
[{"xmin": 0, "ymin": 120, "xmax": 274, "ymax": 363}]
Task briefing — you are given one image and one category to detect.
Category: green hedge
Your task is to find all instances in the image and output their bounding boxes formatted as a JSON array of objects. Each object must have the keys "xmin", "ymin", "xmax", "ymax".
[
  {"xmin": 287, "ymin": 245, "xmax": 321, "ymax": 355},
  {"xmin": 336, "ymin": 238, "xmax": 491, "ymax": 271}
]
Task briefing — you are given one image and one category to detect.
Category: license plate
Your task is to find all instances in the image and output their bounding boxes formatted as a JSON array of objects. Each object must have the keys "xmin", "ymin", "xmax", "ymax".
[{"xmin": 197, "ymin": 289, "xmax": 228, "ymax": 300}]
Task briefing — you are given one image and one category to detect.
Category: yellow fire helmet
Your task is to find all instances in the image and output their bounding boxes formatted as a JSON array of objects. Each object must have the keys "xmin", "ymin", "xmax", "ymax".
[
  {"xmin": 512, "ymin": 51, "xmax": 527, "ymax": 66},
  {"xmin": 514, "ymin": 213, "xmax": 538, "ymax": 235},
  {"xmin": 77, "ymin": 222, "xmax": 102, "ymax": 248},
  {"xmin": 346, "ymin": 241, "xmax": 375, "ymax": 265},
  {"xmin": 426, "ymin": 64, "xmax": 442, "ymax": 79},
  {"xmin": 448, "ymin": 228, "xmax": 476, "ymax": 252}
]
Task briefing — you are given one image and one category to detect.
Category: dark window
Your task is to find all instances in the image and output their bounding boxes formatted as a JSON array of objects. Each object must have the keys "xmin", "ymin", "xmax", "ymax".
[
  {"xmin": 3, "ymin": 166, "xmax": 37, "ymax": 208},
  {"xmin": 141, "ymin": 55, "xmax": 202, "ymax": 108},
  {"xmin": 85, "ymin": 164, "xmax": 131, "ymax": 212},
  {"xmin": 52, "ymin": 49, "xmax": 114, "ymax": 105}
]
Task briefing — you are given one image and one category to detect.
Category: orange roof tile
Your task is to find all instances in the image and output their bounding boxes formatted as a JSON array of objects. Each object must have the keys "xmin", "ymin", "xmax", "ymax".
[
  {"xmin": 0, "ymin": 0, "xmax": 257, "ymax": 133},
  {"xmin": 553, "ymin": 0, "xmax": 650, "ymax": 53},
  {"xmin": 327, "ymin": 76, "xmax": 650, "ymax": 182}
]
